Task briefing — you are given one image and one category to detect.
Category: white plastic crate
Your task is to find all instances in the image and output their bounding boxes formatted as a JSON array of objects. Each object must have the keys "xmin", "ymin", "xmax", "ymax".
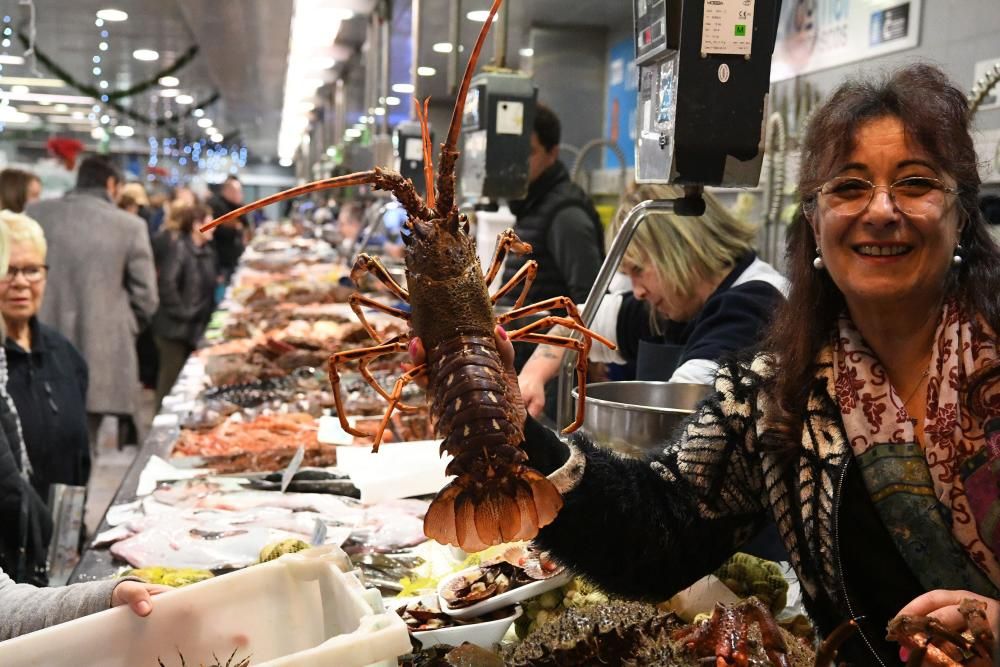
[{"xmin": 0, "ymin": 546, "xmax": 410, "ymax": 667}]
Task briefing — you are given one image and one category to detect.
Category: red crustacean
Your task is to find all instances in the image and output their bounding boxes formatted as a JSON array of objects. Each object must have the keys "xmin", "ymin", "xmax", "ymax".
[{"xmin": 202, "ymin": 0, "xmax": 613, "ymax": 553}]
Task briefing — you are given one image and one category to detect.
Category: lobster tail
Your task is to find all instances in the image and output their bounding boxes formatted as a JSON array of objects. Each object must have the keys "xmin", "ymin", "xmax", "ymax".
[{"xmin": 424, "ymin": 467, "xmax": 563, "ymax": 552}]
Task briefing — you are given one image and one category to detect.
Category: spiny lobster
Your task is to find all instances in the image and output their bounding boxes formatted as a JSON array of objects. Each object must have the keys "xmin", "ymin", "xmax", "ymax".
[{"xmin": 203, "ymin": 0, "xmax": 613, "ymax": 553}]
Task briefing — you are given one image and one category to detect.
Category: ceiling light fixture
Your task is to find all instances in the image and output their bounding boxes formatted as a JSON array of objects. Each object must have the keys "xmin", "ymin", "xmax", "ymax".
[
  {"xmin": 197, "ymin": 118, "xmax": 213, "ymax": 128},
  {"xmin": 193, "ymin": 108, "xmax": 204, "ymax": 118},
  {"xmin": 158, "ymin": 76, "xmax": 179, "ymax": 87},
  {"xmin": 373, "ymin": 107, "xmax": 385, "ymax": 116},
  {"xmin": 175, "ymin": 94, "xmax": 194, "ymax": 105},
  {"xmin": 132, "ymin": 49, "xmax": 159, "ymax": 61},
  {"xmin": 466, "ymin": 10, "xmax": 498, "ymax": 22},
  {"xmin": 385, "ymin": 96, "xmax": 401, "ymax": 106},
  {"xmin": 96, "ymin": 9, "xmax": 128, "ymax": 21},
  {"xmin": 417, "ymin": 66, "xmax": 436, "ymax": 76},
  {"xmin": 113, "ymin": 125, "xmax": 134, "ymax": 137},
  {"xmin": 159, "ymin": 88, "xmax": 179, "ymax": 98},
  {"xmin": 278, "ymin": 0, "xmax": 351, "ymax": 162},
  {"xmin": 279, "ymin": 157, "xmax": 293, "ymax": 167},
  {"xmin": 391, "ymin": 83, "xmax": 414, "ymax": 94},
  {"xmin": 0, "ymin": 76, "xmax": 65, "ymax": 88},
  {"xmin": 519, "ymin": 47, "xmax": 534, "ymax": 57},
  {"xmin": 10, "ymin": 85, "xmax": 28, "ymax": 94},
  {"xmin": 210, "ymin": 133, "xmax": 224, "ymax": 143},
  {"xmin": 91, "ymin": 127, "xmax": 106, "ymax": 140},
  {"xmin": 345, "ymin": 128, "xmax": 362, "ymax": 138},
  {"xmin": 0, "ymin": 55, "xmax": 24, "ymax": 65},
  {"xmin": 432, "ymin": 42, "xmax": 453, "ymax": 53}
]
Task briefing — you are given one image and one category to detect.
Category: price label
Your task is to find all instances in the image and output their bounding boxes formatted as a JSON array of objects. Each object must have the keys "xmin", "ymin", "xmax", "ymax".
[{"xmin": 701, "ymin": 0, "xmax": 754, "ymax": 56}]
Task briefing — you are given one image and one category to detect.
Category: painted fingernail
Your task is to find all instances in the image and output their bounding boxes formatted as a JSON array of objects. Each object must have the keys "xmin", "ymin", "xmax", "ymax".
[
  {"xmin": 496, "ymin": 326, "xmax": 508, "ymax": 340},
  {"xmin": 899, "ymin": 647, "xmax": 909, "ymax": 662},
  {"xmin": 408, "ymin": 339, "xmax": 419, "ymax": 356}
]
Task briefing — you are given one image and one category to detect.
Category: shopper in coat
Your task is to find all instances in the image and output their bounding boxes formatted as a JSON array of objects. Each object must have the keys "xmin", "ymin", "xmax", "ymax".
[
  {"xmin": 26, "ymin": 156, "xmax": 158, "ymax": 454},
  {"xmin": 0, "ymin": 168, "xmax": 41, "ymax": 213},
  {"xmin": 409, "ymin": 65, "xmax": 1000, "ymax": 664},
  {"xmin": 0, "ymin": 211, "xmax": 89, "ymax": 502},
  {"xmin": 151, "ymin": 203, "xmax": 217, "ymax": 407},
  {"xmin": 0, "ymin": 566, "xmax": 168, "ymax": 640},
  {"xmin": 208, "ymin": 175, "xmax": 249, "ymax": 282}
]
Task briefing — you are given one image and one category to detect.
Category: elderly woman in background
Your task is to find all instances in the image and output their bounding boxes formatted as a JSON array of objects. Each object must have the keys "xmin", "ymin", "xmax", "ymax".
[
  {"xmin": 0, "ymin": 211, "xmax": 89, "ymax": 502},
  {"xmin": 518, "ymin": 184, "xmax": 787, "ymax": 418},
  {"xmin": 152, "ymin": 203, "xmax": 217, "ymax": 407},
  {"xmin": 0, "ymin": 169, "xmax": 41, "ymax": 214},
  {"xmin": 410, "ymin": 64, "xmax": 1000, "ymax": 663}
]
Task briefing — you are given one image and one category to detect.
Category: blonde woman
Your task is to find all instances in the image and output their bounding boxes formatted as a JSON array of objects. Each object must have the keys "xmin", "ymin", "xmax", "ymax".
[{"xmin": 518, "ymin": 184, "xmax": 788, "ymax": 417}]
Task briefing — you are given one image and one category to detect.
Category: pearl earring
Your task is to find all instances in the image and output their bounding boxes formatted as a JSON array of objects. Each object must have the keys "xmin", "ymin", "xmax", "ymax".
[
  {"xmin": 952, "ymin": 244, "xmax": 963, "ymax": 266},
  {"xmin": 813, "ymin": 247, "xmax": 825, "ymax": 270}
]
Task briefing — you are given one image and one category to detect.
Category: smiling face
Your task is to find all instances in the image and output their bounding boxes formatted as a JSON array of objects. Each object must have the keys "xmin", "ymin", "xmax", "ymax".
[
  {"xmin": 0, "ymin": 240, "xmax": 46, "ymax": 326},
  {"xmin": 809, "ymin": 115, "xmax": 963, "ymax": 315}
]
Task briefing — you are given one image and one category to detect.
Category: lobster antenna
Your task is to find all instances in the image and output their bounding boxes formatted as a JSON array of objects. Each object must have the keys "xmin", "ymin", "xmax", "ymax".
[
  {"xmin": 414, "ymin": 97, "xmax": 436, "ymax": 209},
  {"xmin": 435, "ymin": 0, "xmax": 503, "ymax": 208},
  {"xmin": 200, "ymin": 171, "xmax": 379, "ymax": 232}
]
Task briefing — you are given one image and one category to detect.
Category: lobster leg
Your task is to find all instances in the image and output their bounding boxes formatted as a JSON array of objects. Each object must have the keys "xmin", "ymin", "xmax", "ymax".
[
  {"xmin": 328, "ymin": 338, "xmax": 411, "ymax": 437},
  {"xmin": 497, "ymin": 297, "xmax": 616, "ymax": 350},
  {"xmin": 483, "ymin": 229, "xmax": 533, "ymax": 286},
  {"xmin": 506, "ymin": 318, "xmax": 600, "ymax": 434},
  {"xmin": 491, "ymin": 259, "xmax": 538, "ymax": 309},
  {"xmin": 349, "ymin": 293, "xmax": 411, "ymax": 344},
  {"xmin": 368, "ymin": 363, "xmax": 428, "ymax": 452},
  {"xmin": 357, "ymin": 352, "xmax": 422, "ymax": 414},
  {"xmin": 350, "ymin": 254, "xmax": 410, "ymax": 301}
]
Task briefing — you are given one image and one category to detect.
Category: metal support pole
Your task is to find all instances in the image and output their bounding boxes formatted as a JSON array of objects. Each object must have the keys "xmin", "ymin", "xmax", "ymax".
[
  {"xmin": 411, "ymin": 0, "xmax": 422, "ymax": 114},
  {"xmin": 554, "ymin": 199, "xmax": 680, "ymax": 429},
  {"xmin": 493, "ymin": 0, "xmax": 509, "ymax": 68},
  {"xmin": 447, "ymin": 0, "xmax": 461, "ymax": 94},
  {"xmin": 380, "ymin": 9, "xmax": 391, "ymax": 135}
]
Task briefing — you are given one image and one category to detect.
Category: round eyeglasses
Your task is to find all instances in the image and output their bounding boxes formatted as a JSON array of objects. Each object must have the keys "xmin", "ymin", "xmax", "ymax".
[
  {"xmin": 812, "ymin": 176, "xmax": 959, "ymax": 217},
  {"xmin": 1, "ymin": 264, "xmax": 48, "ymax": 284}
]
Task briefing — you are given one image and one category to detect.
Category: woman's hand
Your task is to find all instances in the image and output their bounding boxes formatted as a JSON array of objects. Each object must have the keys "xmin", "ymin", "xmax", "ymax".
[
  {"xmin": 407, "ymin": 325, "xmax": 526, "ymax": 431},
  {"xmin": 893, "ymin": 590, "xmax": 999, "ymax": 666},
  {"xmin": 110, "ymin": 581, "xmax": 171, "ymax": 617},
  {"xmin": 518, "ymin": 369, "xmax": 547, "ymax": 418}
]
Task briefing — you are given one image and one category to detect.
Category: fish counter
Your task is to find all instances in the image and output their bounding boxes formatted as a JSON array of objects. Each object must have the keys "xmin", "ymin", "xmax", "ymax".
[{"xmin": 65, "ymin": 222, "xmax": 822, "ymax": 665}]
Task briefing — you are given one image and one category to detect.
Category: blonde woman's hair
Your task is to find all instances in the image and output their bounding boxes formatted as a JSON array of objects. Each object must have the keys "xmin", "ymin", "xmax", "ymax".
[
  {"xmin": 612, "ymin": 184, "xmax": 758, "ymax": 296},
  {"xmin": 0, "ymin": 209, "xmax": 47, "ymax": 261}
]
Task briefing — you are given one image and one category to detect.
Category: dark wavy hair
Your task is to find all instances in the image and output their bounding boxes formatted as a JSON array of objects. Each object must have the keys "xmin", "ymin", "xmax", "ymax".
[{"xmin": 762, "ymin": 63, "xmax": 1000, "ymax": 447}]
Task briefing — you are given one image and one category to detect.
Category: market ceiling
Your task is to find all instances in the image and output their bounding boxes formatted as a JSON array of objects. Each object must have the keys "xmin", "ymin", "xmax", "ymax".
[{"xmin": 0, "ymin": 0, "xmax": 630, "ymax": 163}]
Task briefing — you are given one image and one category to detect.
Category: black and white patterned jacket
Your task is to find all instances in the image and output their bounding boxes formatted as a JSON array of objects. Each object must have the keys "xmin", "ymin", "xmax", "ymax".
[{"xmin": 526, "ymin": 351, "xmax": 938, "ymax": 665}]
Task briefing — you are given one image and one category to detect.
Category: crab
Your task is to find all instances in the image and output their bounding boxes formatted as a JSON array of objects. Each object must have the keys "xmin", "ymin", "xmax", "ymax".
[
  {"xmin": 886, "ymin": 598, "xmax": 995, "ymax": 667},
  {"xmin": 672, "ymin": 597, "xmax": 792, "ymax": 667}
]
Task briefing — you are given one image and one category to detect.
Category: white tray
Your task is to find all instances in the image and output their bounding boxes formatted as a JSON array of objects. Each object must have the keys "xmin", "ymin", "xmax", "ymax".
[
  {"xmin": 413, "ymin": 604, "xmax": 521, "ymax": 650},
  {"xmin": 437, "ymin": 565, "xmax": 572, "ymax": 620},
  {"xmin": 0, "ymin": 546, "xmax": 410, "ymax": 667}
]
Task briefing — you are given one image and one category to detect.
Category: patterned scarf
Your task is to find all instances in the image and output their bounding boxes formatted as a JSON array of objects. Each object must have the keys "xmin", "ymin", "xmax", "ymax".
[{"xmin": 834, "ymin": 301, "xmax": 1000, "ymax": 592}]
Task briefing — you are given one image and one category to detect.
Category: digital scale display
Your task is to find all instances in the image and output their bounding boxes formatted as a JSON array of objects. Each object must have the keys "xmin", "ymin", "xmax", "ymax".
[{"xmin": 634, "ymin": 0, "xmax": 668, "ymax": 65}]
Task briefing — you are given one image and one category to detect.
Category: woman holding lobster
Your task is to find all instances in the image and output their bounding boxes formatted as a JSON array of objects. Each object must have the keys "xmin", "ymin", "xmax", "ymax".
[{"xmin": 413, "ymin": 63, "xmax": 1000, "ymax": 665}]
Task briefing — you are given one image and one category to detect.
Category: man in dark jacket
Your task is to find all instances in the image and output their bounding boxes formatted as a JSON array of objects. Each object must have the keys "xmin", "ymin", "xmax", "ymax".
[
  {"xmin": 208, "ymin": 176, "xmax": 249, "ymax": 282},
  {"xmin": 501, "ymin": 104, "xmax": 605, "ymax": 370}
]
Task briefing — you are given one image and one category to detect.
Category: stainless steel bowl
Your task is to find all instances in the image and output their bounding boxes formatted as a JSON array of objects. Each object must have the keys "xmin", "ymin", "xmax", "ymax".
[{"xmin": 570, "ymin": 381, "xmax": 712, "ymax": 457}]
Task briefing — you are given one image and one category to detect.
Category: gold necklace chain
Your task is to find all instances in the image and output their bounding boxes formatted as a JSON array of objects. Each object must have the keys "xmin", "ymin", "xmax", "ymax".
[{"xmin": 900, "ymin": 369, "xmax": 930, "ymax": 412}]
